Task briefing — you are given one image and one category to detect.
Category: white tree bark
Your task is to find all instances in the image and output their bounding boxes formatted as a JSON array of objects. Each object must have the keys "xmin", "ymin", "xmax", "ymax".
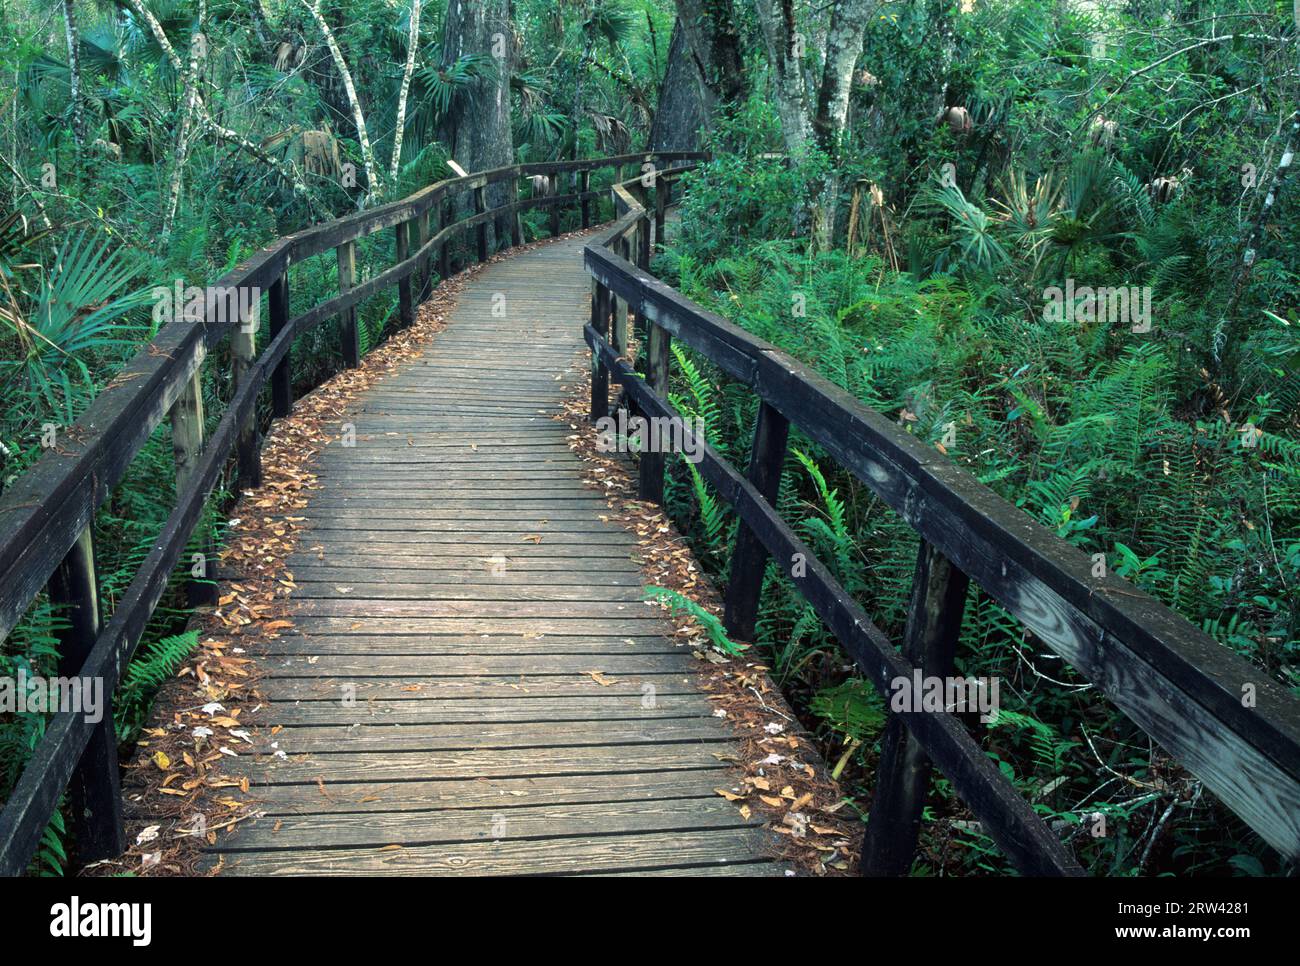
[
  {"xmin": 302, "ymin": 0, "xmax": 383, "ymax": 200},
  {"xmin": 751, "ymin": 0, "xmax": 874, "ymax": 247},
  {"xmin": 123, "ymin": 0, "xmax": 312, "ymax": 199},
  {"xmin": 814, "ymin": 0, "xmax": 873, "ymax": 150},
  {"xmin": 162, "ymin": 0, "xmax": 206, "ymax": 240},
  {"xmin": 810, "ymin": 0, "xmax": 874, "ymax": 247},
  {"xmin": 389, "ymin": 0, "xmax": 423, "ymax": 182},
  {"xmin": 61, "ymin": 0, "xmax": 85, "ymax": 151},
  {"xmin": 752, "ymin": 0, "xmax": 813, "ymax": 154}
]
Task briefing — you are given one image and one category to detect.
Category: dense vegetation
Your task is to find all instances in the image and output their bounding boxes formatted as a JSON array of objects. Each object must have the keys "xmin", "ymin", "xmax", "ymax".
[
  {"xmin": 0, "ymin": 0, "xmax": 671, "ymax": 874},
  {"xmin": 656, "ymin": 4, "xmax": 1300, "ymax": 876},
  {"xmin": 1, "ymin": 0, "xmax": 1296, "ymax": 877}
]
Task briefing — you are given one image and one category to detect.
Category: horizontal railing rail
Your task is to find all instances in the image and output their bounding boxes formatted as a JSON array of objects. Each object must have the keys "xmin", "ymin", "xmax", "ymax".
[
  {"xmin": 582, "ymin": 168, "xmax": 1300, "ymax": 874},
  {"xmin": 0, "ymin": 151, "xmax": 705, "ymax": 875}
]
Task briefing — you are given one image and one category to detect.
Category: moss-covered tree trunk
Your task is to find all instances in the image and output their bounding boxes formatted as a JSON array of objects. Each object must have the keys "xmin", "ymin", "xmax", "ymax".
[
  {"xmin": 648, "ymin": 19, "xmax": 707, "ymax": 152},
  {"xmin": 440, "ymin": 0, "xmax": 515, "ymax": 249},
  {"xmin": 672, "ymin": 0, "xmax": 746, "ymax": 122},
  {"xmin": 752, "ymin": 0, "xmax": 873, "ymax": 248}
]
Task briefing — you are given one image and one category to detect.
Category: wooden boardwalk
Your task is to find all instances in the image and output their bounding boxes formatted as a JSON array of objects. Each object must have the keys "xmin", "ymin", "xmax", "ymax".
[{"xmin": 206, "ymin": 235, "xmax": 785, "ymax": 875}]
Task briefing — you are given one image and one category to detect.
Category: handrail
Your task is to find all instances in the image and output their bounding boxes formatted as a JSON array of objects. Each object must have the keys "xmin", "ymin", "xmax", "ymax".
[
  {"xmin": 582, "ymin": 168, "xmax": 1300, "ymax": 874},
  {"xmin": 0, "ymin": 150, "xmax": 706, "ymax": 875}
]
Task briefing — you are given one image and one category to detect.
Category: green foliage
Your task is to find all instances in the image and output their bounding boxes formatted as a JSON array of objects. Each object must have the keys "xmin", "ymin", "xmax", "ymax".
[
  {"xmin": 642, "ymin": 585, "xmax": 745, "ymax": 655},
  {"xmin": 116, "ymin": 630, "xmax": 200, "ymax": 738},
  {"xmin": 654, "ymin": 1, "xmax": 1300, "ymax": 874},
  {"xmin": 810, "ymin": 679, "xmax": 886, "ymax": 744}
]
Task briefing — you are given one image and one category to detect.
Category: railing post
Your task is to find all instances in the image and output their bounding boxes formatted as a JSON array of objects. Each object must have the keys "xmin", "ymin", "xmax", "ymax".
[
  {"xmin": 417, "ymin": 209, "xmax": 432, "ymax": 300},
  {"xmin": 723, "ymin": 401, "xmax": 790, "ymax": 641},
  {"xmin": 474, "ymin": 183, "xmax": 489, "ymax": 262},
  {"xmin": 590, "ymin": 279, "xmax": 610, "ymax": 422},
  {"xmin": 511, "ymin": 177, "xmax": 524, "ymax": 247},
  {"xmin": 232, "ymin": 301, "xmax": 262, "ymax": 489},
  {"xmin": 47, "ymin": 526, "xmax": 124, "ymax": 865},
  {"xmin": 549, "ymin": 173, "xmax": 561, "ymax": 237},
  {"xmin": 655, "ymin": 180, "xmax": 667, "ymax": 252},
  {"xmin": 861, "ymin": 541, "xmax": 971, "ymax": 875},
  {"xmin": 396, "ymin": 219, "xmax": 414, "ymax": 327},
  {"xmin": 268, "ymin": 273, "xmax": 292, "ymax": 417},
  {"xmin": 439, "ymin": 198, "xmax": 453, "ymax": 279},
  {"xmin": 612, "ymin": 240, "xmax": 629, "ymax": 357},
  {"xmin": 638, "ymin": 322, "xmax": 672, "ymax": 504},
  {"xmin": 639, "ymin": 211, "xmax": 652, "ymax": 269},
  {"xmin": 336, "ymin": 240, "xmax": 360, "ymax": 368},
  {"xmin": 170, "ymin": 369, "xmax": 218, "ymax": 606},
  {"xmin": 580, "ymin": 168, "xmax": 591, "ymax": 228}
]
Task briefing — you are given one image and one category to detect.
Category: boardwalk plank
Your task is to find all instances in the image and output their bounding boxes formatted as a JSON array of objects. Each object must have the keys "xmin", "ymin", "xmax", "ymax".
[
  {"xmin": 250, "ymin": 718, "xmax": 728, "ymax": 754},
  {"xmin": 192, "ymin": 233, "xmax": 783, "ymax": 876},
  {"xmin": 262, "ymin": 652, "xmax": 695, "ymax": 676},
  {"xmin": 207, "ymin": 828, "xmax": 773, "ymax": 876},
  {"xmin": 128, "ymin": 769, "xmax": 736, "ymax": 819},
  {"xmin": 262, "ymin": 693, "xmax": 714, "ymax": 723},
  {"xmin": 223, "ymin": 743, "xmax": 735, "ymax": 785},
  {"xmin": 209, "ymin": 798, "xmax": 756, "ymax": 851},
  {"xmin": 263, "ymin": 675, "xmax": 701, "ymax": 701}
]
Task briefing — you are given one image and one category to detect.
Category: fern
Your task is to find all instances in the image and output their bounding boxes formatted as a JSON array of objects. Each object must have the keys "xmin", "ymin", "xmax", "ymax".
[
  {"xmin": 116, "ymin": 629, "xmax": 200, "ymax": 736},
  {"xmin": 991, "ymin": 709, "xmax": 1071, "ymax": 773},
  {"xmin": 669, "ymin": 343, "xmax": 726, "ymax": 454},
  {"xmin": 810, "ymin": 679, "xmax": 886, "ymax": 742},
  {"xmin": 685, "ymin": 462, "xmax": 728, "ymax": 560},
  {"xmin": 790, "ymin": 448, "xmax": 863, "ymax": 593},
  {"xmin": 643, "ymin": 586, "xmax": 746, "ymax": 654}
]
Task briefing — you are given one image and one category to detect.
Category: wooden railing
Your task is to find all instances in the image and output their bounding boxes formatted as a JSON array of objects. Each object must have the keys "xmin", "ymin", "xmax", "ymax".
[
  {"xmin": 0, "ymin": 151, "xmax": 705, "ymax": 876},
  {"xmin": 584, "ymin": 169, "xmax": 1300, "ymax": 874}
]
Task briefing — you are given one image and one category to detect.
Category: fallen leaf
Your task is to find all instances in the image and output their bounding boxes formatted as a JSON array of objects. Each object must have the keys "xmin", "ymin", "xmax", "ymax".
[{"xmin": 135, "ymin": 825, "xmax": 160, "ymax": 845}]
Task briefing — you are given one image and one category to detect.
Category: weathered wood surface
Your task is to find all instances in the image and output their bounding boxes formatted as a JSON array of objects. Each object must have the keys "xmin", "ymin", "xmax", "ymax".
[{"xmin": 202, "ymin": 235, "xmax": 784, "ymax": 876}]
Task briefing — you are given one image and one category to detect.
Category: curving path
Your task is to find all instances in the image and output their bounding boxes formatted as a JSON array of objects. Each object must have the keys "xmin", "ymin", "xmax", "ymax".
[{"xmin": 202, "ymin": 234, "xmax": 786, "ymax": 876}]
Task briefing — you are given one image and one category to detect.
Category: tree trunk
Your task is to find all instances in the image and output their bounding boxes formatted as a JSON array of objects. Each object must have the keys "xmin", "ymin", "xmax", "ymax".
[
  {"xmin": 162, "ymin": 1, "xmax": 206, "ymax": 240},
  {"xmin": 672, "ymin": 0, "xmax": 746, "ymax": 121},
  {"xmin": 752, "ymin": 0, "xmax": 813, "ymax": 154},
  {"xmin": 439, "ymin": 0, "xmax": 514, "ymax": 249},
  {"xmin": 752, "ymin": 0, "xmax": 873, "ymax": 248},
  {"xmin": 61, "ymin": 0, "xmax": 85, "ymax": 151},
  {"xmin": 1219, "ymin": 108, "xmax": 1300, "ymax": 374},
  {"xmin": 389, "ymin": 0, "xmax": 423, "ymax": 183},
  {"xmin": 648, "ymin": 19, "xmax": 707, "ymax": 152},
  {"xmin": 303, "ymin": 0, "xmax": 382, "ymax": 201},
  {"xmin": 810, "ymin": 0, "xmax": 873, "ymax": 247}
]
